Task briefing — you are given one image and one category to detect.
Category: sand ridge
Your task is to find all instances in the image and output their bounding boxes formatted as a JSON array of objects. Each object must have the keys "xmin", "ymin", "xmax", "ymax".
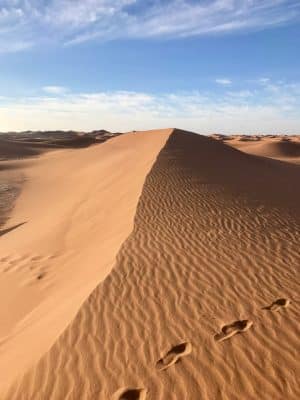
[
  {"xmin": 0, "ymin": 129, "xmax": 172, "ymax": 395},
  {"xmin": 5, "ymin": 130, "xmax": 300, "ymax": 399}
]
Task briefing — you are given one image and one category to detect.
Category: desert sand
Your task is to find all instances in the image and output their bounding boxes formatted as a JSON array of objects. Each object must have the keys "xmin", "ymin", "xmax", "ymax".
[
  {"xmin": 1, "ymin": 129, "xmax": 300, "ymax": 399},
  {"xmin": 0, "ymin": 129, "xmax": 172, "ymax": 395},
  {"xmin": 212, "ymin": 134, "xmax": 300, "ymax": 165}
]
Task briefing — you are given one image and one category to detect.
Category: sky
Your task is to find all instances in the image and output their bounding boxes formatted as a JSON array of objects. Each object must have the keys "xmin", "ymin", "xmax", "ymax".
[{"xmin": 0, "ymin": 0, "xmax": 300, "ymax": 133}]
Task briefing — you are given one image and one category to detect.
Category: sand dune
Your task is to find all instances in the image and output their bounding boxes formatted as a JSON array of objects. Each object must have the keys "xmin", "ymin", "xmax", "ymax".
[
  {"xmin": 0, "ymin": 131, "xmax": 119, "ymax": 161},
  {"xmin": 0, "ymin": 139, "xmax": 41, "ymax": 160},
  {"xmin": 4, "ymin": 130, "xmax": 299, "ymax": 399},
  {"xmin": 0, "ymin": 129, "xmax": 172, "ymax": 395},
  {"xmin": 218, "ymin": 135, "xmax": 300, "ymax": 164}
]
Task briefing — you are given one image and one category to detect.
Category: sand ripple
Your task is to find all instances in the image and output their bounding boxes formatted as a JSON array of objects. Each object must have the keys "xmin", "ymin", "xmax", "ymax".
[{"xmin": 6, "ymin": 130, "xmax": 300, "ymax": 399}]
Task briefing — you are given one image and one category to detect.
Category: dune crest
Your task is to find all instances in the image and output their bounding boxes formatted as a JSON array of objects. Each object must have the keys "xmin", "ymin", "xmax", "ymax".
[
  {"xmin": 0, "ymin": 129, "xmax": 172, "ymax": 395},
  {"xmin": 5, "ymin": 129, "xmax": 300, "ymax": 400}
]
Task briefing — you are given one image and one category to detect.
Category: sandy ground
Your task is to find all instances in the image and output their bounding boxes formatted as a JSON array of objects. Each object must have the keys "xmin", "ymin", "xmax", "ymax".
[
  {"xmin": 212, "ymin": 134, "xmax": 300, "ymax": 164},
  {"xmin": 0, "ymin": 129, "xmax": 171, "ymax": 395},
  {"xmin": 1, "ymin": 130, "xmax": 300, "ymax": 399}
]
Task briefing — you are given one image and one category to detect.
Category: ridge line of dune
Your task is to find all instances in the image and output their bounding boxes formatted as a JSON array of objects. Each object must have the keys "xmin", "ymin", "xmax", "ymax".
[
  {"xmin": 5, "ymin": 129, "xmax": 300, "ymax": 399},
  {"xmin": 0, "ymin": 129, "xmax": 173, "ymax": 396}
]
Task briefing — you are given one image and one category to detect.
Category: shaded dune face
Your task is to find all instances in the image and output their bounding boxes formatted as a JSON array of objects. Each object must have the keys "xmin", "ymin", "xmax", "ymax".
[
  {"xmin": 251, "ymin": 140, "xmax": 300, "ymax": 158},
  {"xmin": 261, "ymin": 140, "xmax": 300, "ymax": 158},
  {"xmin": 0, "ymin": 131, "xmax": 118, "ymax": 161},
  {"xmin": 7, "ymin": 130, "xmax": 300, "ymax": 399},
  {"xmin": 0, "ymin": 139, "xmax": 40, "ymax": 160}
]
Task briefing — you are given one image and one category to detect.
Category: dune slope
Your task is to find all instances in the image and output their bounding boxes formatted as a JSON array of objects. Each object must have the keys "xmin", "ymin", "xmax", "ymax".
[
  {"xmin": 0, "ymin": 129, "xmax": 172, "ymax": 395},
  {"xmin": 5, "ymin": 130, "xmax": 300, "ymax": 399},
  {"xmin": 227, "ymin": 137, "xmax": 300, "ymax": 164}
]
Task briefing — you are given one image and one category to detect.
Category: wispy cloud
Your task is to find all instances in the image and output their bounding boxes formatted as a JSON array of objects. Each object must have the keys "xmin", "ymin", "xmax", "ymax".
[
  {"xmin": 1, "ymin": 79, "xmax": 299, "ymax": 133},
  {"xmin": 0, "ymin": 1, "xmax": 299, "ymax": 51},
  {"xmin": 0, "ymin": 40, "xmax": 33, "ymax": 54},
  {"xmin": 216, "ymin": 78, "xmax": 232, "ymax": 86},
  {"xmin": 42, "ymin": 86, "xmax": 68, "ymax": 95},
  {"xmin": 258, "ymin": 77, "xmax": 271, "ymax": 84}
]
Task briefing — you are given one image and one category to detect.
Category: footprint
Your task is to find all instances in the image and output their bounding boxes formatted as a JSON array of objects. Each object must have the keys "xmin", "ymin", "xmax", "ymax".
[
  {"xmin": 214, "ymin": 320, "xmax": 253, "ymax": 342},
  {"xmin": 113, "ymin": 388, "xmax": 147, "ymax": 400},
  {"xmin": 156, "ymin": 341, "xmax": 192, "ymax": 371},
  {"xmin": 37, "ymin": 273, "xmax": 46, "ymax": 280},
  {"xmin": 263, "ymin": 298, "xmax": 290, "ymax": 311}
]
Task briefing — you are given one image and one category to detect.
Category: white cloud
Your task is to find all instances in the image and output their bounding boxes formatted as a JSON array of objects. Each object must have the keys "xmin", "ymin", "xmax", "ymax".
[
  {"xmin": 259, "ymin": 78, "xmax": 270, "ymax": 84},
  {"xmin": 42, "ymin": 86, "xmax": 68, "ymax": 95},
  {"xmin": 1, "ymin": 80, "xmax": 299, "ymax": 133},
  {"xmin": 0, "ymin": 1, "xmax": 299, "ymax": 51},
  {"xmin": 216, "ymin": 78, "xmax": 232, "ymax": 86},
  {"xmin": 227, "ymin": 90, "xmax": 253, "ymax": 98},
  {"xmin": 0, "ymin": 40, "xmax": 32, "ymax": 53}
]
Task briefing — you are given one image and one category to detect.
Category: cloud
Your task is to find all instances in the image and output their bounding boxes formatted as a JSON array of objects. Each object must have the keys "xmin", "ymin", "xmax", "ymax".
[
  {"xmin": 216, "ymin": 78, "xmax": 232, "ymax": 86},
  {"xmin": 259, "ymin": 78, "xmax": 271, "ymax": 84},
  {"xmin": 1, "ymin": 80, "xmax": 299, "ymax": 133},
  {"xmin": 42, "ymin": 86, "xmax": 68, "ymax": 95},
  {"xmin": 0, "ymin": 1, "xmax": 300, "ymax": 51},
  {"xmin": 0, "ymin": 40, "xmax": 32, "ymax": 54}
]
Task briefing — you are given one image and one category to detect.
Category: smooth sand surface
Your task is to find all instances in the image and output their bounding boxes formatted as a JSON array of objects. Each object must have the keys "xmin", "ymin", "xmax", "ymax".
[
  {"xmin": 3, "ymin": 130, "xmax": 299, "ymax": 400},
  {"xmin": 0, "ymin": 129, "xmax": 172, "ymax": 395},
  {"xmin": 220, "ymin": 135, "xmax": 300, "ymax": 164}
]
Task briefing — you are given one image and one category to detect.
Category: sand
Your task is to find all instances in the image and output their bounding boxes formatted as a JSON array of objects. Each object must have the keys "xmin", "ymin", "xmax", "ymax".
[
  {"xmin": 1, "ymin": 130, "xmax": 300, "ymax": 399},
  {"xmin": 213, "ymin": 135, "xmax": 300, "ymax": 165},
  {"xmin": 0, "ymin": 129, "xmax": 172, "ymax": 395},
  {"xmin": 0, "ymin": 130, "xmax": 117, "ymax": 161}
]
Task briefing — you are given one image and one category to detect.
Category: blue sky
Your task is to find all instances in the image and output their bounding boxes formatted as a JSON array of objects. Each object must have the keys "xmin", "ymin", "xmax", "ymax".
[{"xmin": 0, "ymin": 0, "xmax": 300, "ymax": 133}]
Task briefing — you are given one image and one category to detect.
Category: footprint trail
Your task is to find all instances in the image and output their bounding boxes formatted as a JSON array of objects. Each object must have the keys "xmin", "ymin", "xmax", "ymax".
[
  {"xmin": 214, "ymin": 320, "xmax": 253, "ymax": 342},
  {"xmin": 263, "ymin": 298, "xmax": 291, "ymax": 311},
  {"xmin": 156, "ymin": 342, "xmax": 192, "ymax": 371}
]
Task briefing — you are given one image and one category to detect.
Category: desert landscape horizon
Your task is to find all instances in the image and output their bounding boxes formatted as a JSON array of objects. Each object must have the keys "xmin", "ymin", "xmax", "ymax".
[{"xmin": 0, "ymin": 128, "xmax": 299, "ymax": 399}]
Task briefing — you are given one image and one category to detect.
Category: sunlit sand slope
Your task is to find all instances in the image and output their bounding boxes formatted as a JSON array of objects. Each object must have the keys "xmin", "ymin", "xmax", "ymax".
[
  {"xmin": 6, "ymin": 130, "xmax": 300, "ymax": 400},
  {"xmin": 0, "ymin": 129, "xmax": 171, "ymax": 395}
]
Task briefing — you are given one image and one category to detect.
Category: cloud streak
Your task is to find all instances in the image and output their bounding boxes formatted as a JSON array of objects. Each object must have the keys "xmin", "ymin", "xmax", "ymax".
[
  {"xmin": 1, "ymin": 79, "xmax": 299, "ymax": 133},
  {"xmin": 42, "ymin": 86, "xmax": 68, "ymax": 95},
  {"xmin": 216, "ymin": 78, "xmax": 232, "ymax": 86},
  {"xmin": 0, "ymin": 1, "xmax": 299, "ymax": 51}
]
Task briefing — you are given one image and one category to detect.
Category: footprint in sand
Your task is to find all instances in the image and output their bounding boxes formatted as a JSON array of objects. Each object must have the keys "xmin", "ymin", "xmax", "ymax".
[
  {"xmin": 263, "ymin": 298, "xmax": 290, "ymax": 311},
  {"xmin": 214, "ymin": 320, "xmax": 253, "ymax": 342},
  {"xmin": 156, "ymin": 342, "xmax": 192, "ymax": 371},
  {"xmin": 37, "ymin": 272, "xmax": 46, "ymax": 280},
  {"xmin": 113, "ymin": 388, "xmax": 147, "ymax": 400}
]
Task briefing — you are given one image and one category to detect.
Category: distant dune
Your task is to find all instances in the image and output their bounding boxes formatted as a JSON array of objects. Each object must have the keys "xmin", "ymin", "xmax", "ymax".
[
  {"xmin": 213, "ymin": 134, "xmax": 300, "ymax": 164},
  {"xmin": 0, "ymin": 130, "xmax": 120, "ymax": 161},
  {"xmin": 0, "ymin": 138, "xmax": 41, "ymax": 160},
  {"xmin": 1, "ymin": 130, "xmax": 300, "ymax": 399}
]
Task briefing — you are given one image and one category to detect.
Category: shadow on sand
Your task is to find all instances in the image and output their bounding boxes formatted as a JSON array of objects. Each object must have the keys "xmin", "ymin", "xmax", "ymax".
[{"xmin": 0, "ymin": 222, "xmax": 27, "ymax": 237}]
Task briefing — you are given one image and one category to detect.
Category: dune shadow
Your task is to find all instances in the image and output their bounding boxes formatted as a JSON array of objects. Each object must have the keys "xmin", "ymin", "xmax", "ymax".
[{"xmin": 0, "ymin": 222, "xmax": 27, "ymax": 237}]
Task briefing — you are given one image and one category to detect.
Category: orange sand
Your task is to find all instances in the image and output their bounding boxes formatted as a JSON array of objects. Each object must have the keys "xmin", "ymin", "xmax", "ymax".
[
  {"xmin": 0, "ymin": 129, "xmax": 171, "ymax": 395},
  {"xmin": 1, "ymin": 130, "xmax": 300, "ymax": 399}
]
